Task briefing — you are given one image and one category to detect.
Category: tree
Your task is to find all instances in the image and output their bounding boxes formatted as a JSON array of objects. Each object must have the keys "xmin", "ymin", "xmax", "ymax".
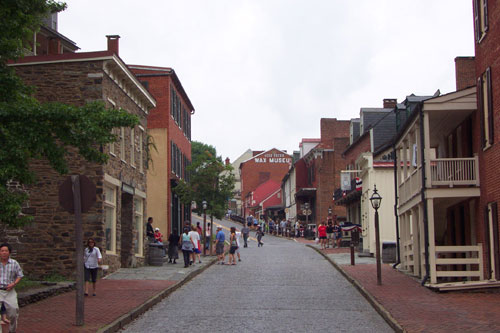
[
  {"xmin": 0, "ymin": 1, "xmax": 139, "ymax": 227},
  {"xmin": 174, "ymin": 143, "xmax": 235, "ymax": 220}
]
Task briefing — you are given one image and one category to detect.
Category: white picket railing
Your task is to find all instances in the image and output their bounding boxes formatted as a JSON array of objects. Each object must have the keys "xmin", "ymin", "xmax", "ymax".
[
  {"xmin": 434, "ymin": 244, "xmax": 484, "ymax": 281},
  {"xmin": 430, "ymin": 157, "xmax": 479, "ymax": 186}
]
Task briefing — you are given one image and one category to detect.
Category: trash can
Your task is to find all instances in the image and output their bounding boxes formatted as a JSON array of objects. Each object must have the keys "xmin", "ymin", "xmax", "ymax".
[
  {"xmin": 148, "ymin": 243, "xmax": 165, "ymax": 266},
  {"xmin": 382, "ymin": 241, "xmax": 396, "ymax": 263}
]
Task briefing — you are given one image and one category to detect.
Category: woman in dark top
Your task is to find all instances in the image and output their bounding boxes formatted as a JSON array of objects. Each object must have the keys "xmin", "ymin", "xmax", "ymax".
[{"xmin": 167, "ymin": 229, "xmax": 179, "ymax": 264}]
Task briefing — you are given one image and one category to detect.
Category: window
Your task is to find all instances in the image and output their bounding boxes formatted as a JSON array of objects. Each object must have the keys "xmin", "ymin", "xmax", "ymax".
[
  {"xmin": 107, "ymin": 98, "xmax": 117, "ymax": 156},
  {"xmin": 134, "ymin": 198, "xmax": 144, "ymax": 256},
  {"xmin": 130, "ymin": 128, "xmax": 135, "ymax": 167},
  {"xmin": 478, "ymin": 68, "xmax": 493, "ymax": 149},
  {"xmin": 120, "ymin": 127, "xmax": 125, "ymax": 161},
  {"xmin": 109, "ymin": 128, "xmax": 116, "ymax": 156},
  {"xmin": 104, "ymin": 185, "xmax": 117, "ymax": 253},
  {"xmin": 474, "ymin": 0, "xmax": 488, "ymax": 42},
  {"xmin": 139, "ymin": 129, "xmax": 144, "ymax": 173}
]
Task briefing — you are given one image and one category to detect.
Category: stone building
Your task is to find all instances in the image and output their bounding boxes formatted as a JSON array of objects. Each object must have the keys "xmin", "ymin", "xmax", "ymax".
[
  {"xmin": 128, "ymin": 65, "xmax": 194, "ymax": 236},
  {"xmin": 6, "ymin": 35, "xmax": 156, "ymax": 278}
]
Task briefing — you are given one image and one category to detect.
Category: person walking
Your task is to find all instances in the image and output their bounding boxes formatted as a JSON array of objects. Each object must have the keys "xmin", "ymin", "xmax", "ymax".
[
  {"xmin": 235, "ymin": 229, "xmax": 242, "ymax": 262},
  {"xmin": 326, "ymin": 222, "xmax": 334, "ymax": 248},
  {"xmin": 84, "ymin": 238, "xmax": 102, "ymax": 296},
  {"xmin": 228, "ymin": 227, "xmax": 238, "ymax": 265},
  {"xmin": 241, "ymin": 225, "xmax": 250, "ymax": 248},
  {"xmin": 215, "ymin": 226, "xmax": 226, "ymax": 264},
  {"xmin": 318, "ymin": 222, "xmax": 327, "ymax": 250},
  {"xmin": 0, "ymin": 243, "xmax": 23, "ymax": 333},
  {"xmin": 167, "ymin": 229, "xmax": 179, "ymax": 264},
  {"xmin": 333, "ymin": 221, "xmax": 343, "ymax": 248},
  {"xmin": 256, "ymin": 226, "xmax": 264, "ymax": 247},
  {"xmin": 205, "ymin": 222, "xmax": 211, "ymax": 252},
  {"xmin": 188, "ymin": 225, "xmax": 201, "ymax": 264},
  {"xmin": 180, "ymin": 228, "xmax": 194, "ymax": 268}
]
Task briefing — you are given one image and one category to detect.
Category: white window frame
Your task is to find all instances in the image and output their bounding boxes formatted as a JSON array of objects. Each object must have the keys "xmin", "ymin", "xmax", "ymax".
[
  {"xmin": 107, "ymin": 98, "xmax": 117, "ymax": 156},
  {"xmin": 120, "ymin": 127, "xmax": 126, "ymax": 162},
  {"xmin": 130, "ymin": 127, "xmax": 135, "ymax": 167},
  {"xmin": 139, "ymin": 127, "xmax": 144, "ymax": 173},
  {"xmin": 104, "ymin": 184, "xmax": 117, "ymax": 254},
  {"xmin": 134, "ymin": 197, "xmax": 144, "ymax": 257}
]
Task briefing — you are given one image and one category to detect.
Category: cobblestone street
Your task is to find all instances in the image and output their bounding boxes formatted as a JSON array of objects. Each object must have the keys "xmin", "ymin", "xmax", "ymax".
[{"xmin": 122, "ymin": 221, "xmax": 392, "ymax": 332}]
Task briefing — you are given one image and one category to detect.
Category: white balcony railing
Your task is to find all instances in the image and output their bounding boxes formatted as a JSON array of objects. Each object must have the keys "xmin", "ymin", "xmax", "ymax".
[{"xmin": 430, "ymin": 157, "xmax": 479, "ymax": 187}]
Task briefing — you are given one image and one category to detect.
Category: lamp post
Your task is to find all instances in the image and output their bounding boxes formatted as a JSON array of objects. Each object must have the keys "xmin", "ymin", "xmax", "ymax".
[
  {"xmin": 202, "ymin": 200, "xmax": 207, "ymax": 256},
  {"xmin": 370, "ymin": 185, "xmax": 383, "ymax": 285},
  {"xmin": 328, "ymin": 206, "xmax": 332, "ymax": 223},
  {"xmin": 304, "ymin": 202, "xmax": 310, "ymax": 237}
]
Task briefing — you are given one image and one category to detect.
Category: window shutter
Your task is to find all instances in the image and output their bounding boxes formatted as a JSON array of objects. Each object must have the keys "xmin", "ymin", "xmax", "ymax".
[
  {"xmin": 492, "ymin": 202, "xmax": 499, "ymax": 280},
  {"xmin": 474, "ymin": 0, "xmax": 480, "ymax": 42},
  {"xmin": 484, "ymin": 205, "xmax": 491, "ymax": 279},
  {"xmin": 486, "ymin": 67, "xmax": 494, "ymax": 144},
  {"xmin": 478, "ymin": 76, "xmax": 486, "ymax": 148},
  {"xmin": 483, "ymin": 0, "xmax": 489, "ymax": 32}
]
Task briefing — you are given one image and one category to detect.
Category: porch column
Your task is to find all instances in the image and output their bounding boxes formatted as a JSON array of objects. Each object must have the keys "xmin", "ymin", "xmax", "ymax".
[
  {"xmin": 423, "ymin": 112, "xmax": 432, "ymax": 188},
  {"xmin": 426, "ymin": 198, "xmax": 437, "ymax": 284},
  {"xmin": 400, "ymin": 212, "xmax": 408, "ymax": 271},
  {"xmin": 412, "ymin": 207, "xmax": 421, "ymax": 277}
]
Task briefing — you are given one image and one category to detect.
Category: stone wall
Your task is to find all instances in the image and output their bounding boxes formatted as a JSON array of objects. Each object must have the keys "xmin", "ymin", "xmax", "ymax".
[{"xmin": 3, "ymin": 59, "xmax": 148, "ymax": 278}]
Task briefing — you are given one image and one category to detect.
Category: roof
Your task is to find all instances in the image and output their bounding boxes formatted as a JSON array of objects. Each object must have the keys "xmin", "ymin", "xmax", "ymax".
[
  {"xmin": 128, "ymin": 64, "xmax": 195, "ymax": 113},
  {"xmin": 9, "ymin": 52, "xmax": 156, "ymax": 109},
  {"xmin": 250, "ymin": 180, "xmax": 281, "ymax": 207}
]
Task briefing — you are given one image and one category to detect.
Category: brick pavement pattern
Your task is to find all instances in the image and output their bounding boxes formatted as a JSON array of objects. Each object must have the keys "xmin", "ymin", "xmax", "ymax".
[
  {"xmin": 342, "ymin": 263, "xmax": 500, "ymax": 332},
  {"xmin": 17, "ymin": 280, "xmax": 174, "ymax": 333}
]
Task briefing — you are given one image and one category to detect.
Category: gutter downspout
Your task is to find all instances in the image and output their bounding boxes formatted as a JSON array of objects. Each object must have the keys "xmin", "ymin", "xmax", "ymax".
[
  {"xmin": 419, "ymin": 103, "xmax": 431, "ymax": 286},
  {"xmin": 392, "ymin": 143, "xmax": 401, "ymax": 268}
]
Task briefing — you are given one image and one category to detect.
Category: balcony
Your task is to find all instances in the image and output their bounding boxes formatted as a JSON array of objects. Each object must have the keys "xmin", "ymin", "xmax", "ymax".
[{"xmin": 430, "ymin": 157, "xmax": 480, "ymax": 187}]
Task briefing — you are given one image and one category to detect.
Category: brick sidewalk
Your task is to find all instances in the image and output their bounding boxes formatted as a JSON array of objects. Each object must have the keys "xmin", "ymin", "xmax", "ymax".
[
  {"xmin": 337, "ymin": 258, "xmax": 500, "ymax": 332},
  {"xmin": 17, "ymin": 279, "xmax": 175, "ymax": 333}
]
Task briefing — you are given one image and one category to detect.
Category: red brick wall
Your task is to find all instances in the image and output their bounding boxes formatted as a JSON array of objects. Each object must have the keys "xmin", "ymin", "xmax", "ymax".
[
  {"xmin": 240, "ymin": 149, "xmax": 291, "ymax": 216},
  {"xmin": 455, "ymin": 56, "xmax": 476, "ymax": 91},
  {"xmin": 320, "ymin": 118, "xmax": 350, "ymax": 144},
  {"xmin": 343, "ymin": 134, "xmax": 371, "ymax": 167},
  {"xmin": 473, "ymin": 0, "xmax": 500, "ymax": 278}
]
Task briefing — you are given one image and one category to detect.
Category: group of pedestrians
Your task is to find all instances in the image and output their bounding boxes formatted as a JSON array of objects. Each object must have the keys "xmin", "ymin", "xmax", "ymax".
[{"xmin": 317, "ymin": 221, "xmax": 342, "ymax": 250}]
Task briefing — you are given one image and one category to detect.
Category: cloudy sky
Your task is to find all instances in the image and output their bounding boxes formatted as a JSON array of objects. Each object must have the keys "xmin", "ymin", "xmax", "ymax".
[{"xmin": 59, "ymin": 0, "xmax": 474, "ymax": 162}]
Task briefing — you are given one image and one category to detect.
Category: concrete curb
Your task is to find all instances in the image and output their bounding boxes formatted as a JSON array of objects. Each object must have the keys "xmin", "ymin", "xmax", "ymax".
[
  {"xmin": 97, "ymin": 256, "xmax": 219, "ymax": 333},
  {"xmin": 306, "ymin": 245, "xmax": 405, "ymax": 333}
]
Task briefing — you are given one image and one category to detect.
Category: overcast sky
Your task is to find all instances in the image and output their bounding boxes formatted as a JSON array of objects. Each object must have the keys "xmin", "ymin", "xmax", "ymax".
[{"xmin": 59, "ymin": 0, "xmax": 474, "ymax": 162}]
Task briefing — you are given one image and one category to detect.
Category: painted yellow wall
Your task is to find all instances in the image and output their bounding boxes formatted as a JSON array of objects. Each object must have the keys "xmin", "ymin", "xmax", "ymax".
[{"xmin": 146, "ymin": 128, "xmax": 169, "ymax": 236}]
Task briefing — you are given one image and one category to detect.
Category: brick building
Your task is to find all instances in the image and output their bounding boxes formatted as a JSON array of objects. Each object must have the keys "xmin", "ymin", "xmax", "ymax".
[
  {"xmin": 473, "ymin": 0, "xmax": 500, "ymax": 281},
  {"xmin": 128, "ymin": 65, "xmax": 194, "ymax": 236},
  {"xmin": 240, "ymin": 148, "xmax": 292, "ymax": 219},
  {"xmin": 5, "ymin": 35, "xmax": 156, "ymax": 278},
  {"xmin": 296, "ymin": 119, "xmax": 350, "ymax": 226}
]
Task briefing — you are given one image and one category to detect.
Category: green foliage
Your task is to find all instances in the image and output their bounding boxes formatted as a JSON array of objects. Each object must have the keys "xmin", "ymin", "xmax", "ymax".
[
  {"xmin": 0, "ymin": 0, "xmax": 139, "ymax": 227},
  {"xmin": 174, "ymin": 144, "xmax": 235, "ymax": 220}
]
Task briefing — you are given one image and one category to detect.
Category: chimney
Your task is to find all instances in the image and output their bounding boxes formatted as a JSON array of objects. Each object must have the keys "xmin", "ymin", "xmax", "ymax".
[
  {"xmin": 225, "ymin": 157, "xmax": 230, "ymax": 166},
  {"xmin": 455, "ymin": 56, "xmax": 475, "ymax": 90},
  {"xmin": 106, "ymin": 35, "xmax": 120, "ymax": 55},
  {"xmin": 383, "ymin": 99, "xmax": 397, "ymax": 109}
]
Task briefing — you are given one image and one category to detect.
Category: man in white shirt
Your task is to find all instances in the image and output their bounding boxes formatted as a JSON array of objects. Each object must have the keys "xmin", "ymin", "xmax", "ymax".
[
  {"xmin": 235, "ymin": 230, "xmax": 242, "ymax": 262},
  {"xmin": 0, "ymin": 243, "xmax": 23, "ymax": 333}
]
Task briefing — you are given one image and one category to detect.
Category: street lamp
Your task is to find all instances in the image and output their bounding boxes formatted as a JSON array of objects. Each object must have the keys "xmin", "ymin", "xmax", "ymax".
[
  {"xmin": 370, "ymin": 185, "xmax": 382, "ymax": 285},
  {"xmin": 202, "ymin": 200, "xmax": 207, "ymax": 256},
  {"xmin": 304, "ymin": 202, "xmax": 310, "ymax": 238},
  {"xmin": 328, "ymin": 206, "xmax": 332, "ymax": 223}
]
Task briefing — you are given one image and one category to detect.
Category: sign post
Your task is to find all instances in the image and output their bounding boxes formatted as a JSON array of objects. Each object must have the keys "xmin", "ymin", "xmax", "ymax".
[{"xmin": 59, "ymin": 175, "xmax": 96, "ymax": 326}]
